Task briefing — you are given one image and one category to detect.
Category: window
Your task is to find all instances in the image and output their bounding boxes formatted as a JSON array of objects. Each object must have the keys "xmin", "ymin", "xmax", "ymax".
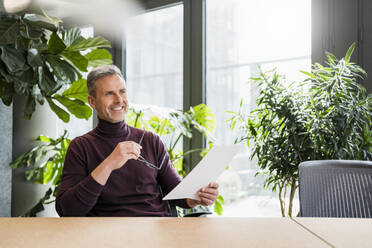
[
  {"xmin": 125, "ymin": 5, "xmax": 183, "ymax": 109},
  {"xmin": 206, "ymin": 0, "xmax": 311, "ymax": 216}
]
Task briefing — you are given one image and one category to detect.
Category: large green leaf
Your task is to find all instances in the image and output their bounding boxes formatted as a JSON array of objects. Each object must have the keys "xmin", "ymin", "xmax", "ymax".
[
  {"xmin": 0, "ymin": 79, "xmax": 14, "ymax": 105},
  {"xmin": 65, "ymin": 36, "xmax": 111, "ymax": 52},
  {"xmin": 46, "ymin": 55, "xmax": 78, "ymax": 84},
  {"xmin": 20, "ymin": 21, "xmax": 42, "ymax": 40},
  {"xmin": 23, "ymin": 14, "xmax": 58, "ymax": 32},
  {"xmin": 38, "ymin": 67, "xmax": 61, "ymax": 95},
  {"xmin": 46, "ymin": 98, "xmax": 70, "ymax": 122},
  {"xmin": 24, "ymin": 95, "xmax": 36, "ymax": 120},
  {"xmin": 42, "ymin": 161, "xmax": 57, "ymax": 184},
  {"xmin": 0, "ymin": 46, "xmax": 27, "ymax": 73},
  {"xmin": 25, "ymin": 167, "xmax": 44, "ymax": 183},
  {"xmin": 37, "ymin": 135, "xmax": 53, "ymax": 143},
  {"xmin": 54, "ymin": 95, "xmax": 92, "ymax": 120},
  {"xmin": 61, "ymin": 51, "xmax": 88, "ymax": 72},
  {"xmin": 29, "ymin": 39, "xmax": 48, "ymax": 52},
  {"xmin": 85, "ymin": 49, "xmax": 112, "ymax": 67},
  {"xmin": 345, "ymin": 42, "xmax": 355, "ymax": 64},
  {"xmin": 61, "ymin": 78, "xmax": 88, "ymax": 103},
  {"xmin": 213, "ymin": 199, "xmax": 223, "ymax": 216},
  {"xmin": 191, "ymin": 104, "xmax": 216, "ymax": 134},
  {"xmin": 0, "ymin": 19, "xmax": 19, "ymax": 45},
  {"xmin": 64, "ymin": 27, "xmax": 82, "ymax": 47},
  {"xmin": 31, "ymin": 84, "xmax": 44, "ymax": 105},
  {"xmin": 13, "ymin": 78, "xmax": 29, "ymax": 94},
  {"xmin": 48, "ymin": 32, "xmax": 66, "ymax": 54},
  {"xmin": 27, "ymin": 48, "xmax": 43, "ymax": 67},
  {"xmin": 149, "ymin": 116, "xmax": 174, "ymax": 135}
]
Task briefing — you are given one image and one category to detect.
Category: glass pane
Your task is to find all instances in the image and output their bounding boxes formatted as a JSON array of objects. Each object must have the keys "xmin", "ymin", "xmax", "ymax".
[
  {"xmin": 125, "ymin": 5, "xmax": 183, "ymax": 109},
  {"xmin": 206, "ymin": 0, "xmax": 311, "ymax": 216}
]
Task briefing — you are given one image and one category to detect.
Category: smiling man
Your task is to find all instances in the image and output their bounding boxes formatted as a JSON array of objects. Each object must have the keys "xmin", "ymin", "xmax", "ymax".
[{"xmin": 55, "ymin": 65, "xmax": 219, "ymax": 217}]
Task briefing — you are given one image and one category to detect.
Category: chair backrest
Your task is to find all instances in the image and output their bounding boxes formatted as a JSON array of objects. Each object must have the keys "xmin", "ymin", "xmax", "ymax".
[{"xmin": 299, "ymin": 160, "xmax": 372, "ymax": 218}]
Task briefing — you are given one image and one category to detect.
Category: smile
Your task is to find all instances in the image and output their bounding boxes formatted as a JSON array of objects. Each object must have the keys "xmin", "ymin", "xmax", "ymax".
[{"xmin": 111, "ymin": 106, "xmax": 125, "ymax": 111}]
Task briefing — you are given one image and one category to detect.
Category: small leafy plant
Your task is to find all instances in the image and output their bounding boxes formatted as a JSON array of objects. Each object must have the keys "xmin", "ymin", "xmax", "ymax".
[{"xmin": 10, "ymin": 131, "xmax": 70, "ymax": 216}]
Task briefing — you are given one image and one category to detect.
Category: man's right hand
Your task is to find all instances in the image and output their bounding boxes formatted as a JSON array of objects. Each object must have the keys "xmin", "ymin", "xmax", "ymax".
[
  {"xmin": 106, "ymin": 141, "xmax": 142, "ymax": 171},
  {"xmin": 91, "ymin": 141, "xmax": 142, "ymax": 185}
]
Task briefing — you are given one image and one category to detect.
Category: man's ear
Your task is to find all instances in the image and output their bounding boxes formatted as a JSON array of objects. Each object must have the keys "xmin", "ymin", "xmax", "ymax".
[{"xmin": 88, "ymin": 95, "xmax": 96, "ymax": 110}]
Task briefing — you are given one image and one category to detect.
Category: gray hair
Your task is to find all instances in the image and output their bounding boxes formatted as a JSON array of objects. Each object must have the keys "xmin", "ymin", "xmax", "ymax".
[{"xmin": 87, "ymin": 65, "xmax": 125, "ymax": 97}]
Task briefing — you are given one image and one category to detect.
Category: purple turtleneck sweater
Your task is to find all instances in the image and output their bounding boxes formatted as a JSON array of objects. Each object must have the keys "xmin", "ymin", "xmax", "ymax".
[{"xmin": 56, "ymin": 119, "xmax": 188, "ymax": 217}]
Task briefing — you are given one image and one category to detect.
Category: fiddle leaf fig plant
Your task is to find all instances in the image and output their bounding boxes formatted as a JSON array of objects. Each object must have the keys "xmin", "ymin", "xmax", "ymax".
[{"xmin": 0, "ymin": 12, "xmax": 112, "ymax": 121}]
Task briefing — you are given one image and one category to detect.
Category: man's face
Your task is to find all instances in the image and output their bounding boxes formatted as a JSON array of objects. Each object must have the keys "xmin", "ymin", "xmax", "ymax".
[{"xmin": 88, "ymin": 74, "xmax": 128, "ymax": 123}]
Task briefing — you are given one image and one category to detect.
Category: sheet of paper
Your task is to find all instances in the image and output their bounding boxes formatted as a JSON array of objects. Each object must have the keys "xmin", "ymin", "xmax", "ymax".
[{"xmin": 163, "ymin": 144, "xmax": 243, "ymax": 200}]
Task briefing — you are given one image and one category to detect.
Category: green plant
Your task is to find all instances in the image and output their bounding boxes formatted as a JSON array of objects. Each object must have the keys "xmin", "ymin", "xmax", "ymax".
[
  {"xmin": 11, "ymin": 103, "xmax": 225, "ymax": 216},
  {"xmin": 302, "ymin": 44, "xmax": 372, "ymax": 160},
  {"xmin": 126, "ymin": 104, "xmax": 216, "ymax": 175},
  {"xmin": 0, "ymin": 11, "xmax": 112, "ymax": 121},
  {"xmin": 228, "ymin": 43, "xmax": 372, "ymax": 217},
  {"xmin": 10, "ymin": 131, "xmax": 70, "ymax": 216},
  {"xmin": 125, "ymin": 103, "xmax": 225, "ymax": 216}
]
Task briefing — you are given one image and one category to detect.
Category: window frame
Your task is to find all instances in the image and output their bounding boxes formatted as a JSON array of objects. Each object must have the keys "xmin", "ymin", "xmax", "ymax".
[{"xmin": 118, "ymin": 0, "xmax": 206, "ymax": 172}]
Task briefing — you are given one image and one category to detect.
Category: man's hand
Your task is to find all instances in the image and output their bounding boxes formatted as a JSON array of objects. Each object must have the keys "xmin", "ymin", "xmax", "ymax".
[
  {"xmin": 91, "ymin": 141, "xmax": 141, "ymax": 185},
  {"xmin": 187, "ymin": 182, "xmax": 219, "ymax": 208},
  {"xmin": 106, "ymin": 141, "xmax": 142, "ymax": 171}
]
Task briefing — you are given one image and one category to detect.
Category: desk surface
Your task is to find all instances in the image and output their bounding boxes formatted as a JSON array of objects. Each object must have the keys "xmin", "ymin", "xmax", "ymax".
[
  {"xmin": 0, "ymin": 217, "xmax": 328, "ymax": 248},
  {"xmin": 293, "ymin": 217, "xmax": 372, "ymax": 248}
]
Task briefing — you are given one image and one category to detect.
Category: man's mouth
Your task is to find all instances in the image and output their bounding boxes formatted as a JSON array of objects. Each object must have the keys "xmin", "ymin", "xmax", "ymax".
[{"xmin": 111, "ymin": 106, "xmax": 125, "ymax": 111}]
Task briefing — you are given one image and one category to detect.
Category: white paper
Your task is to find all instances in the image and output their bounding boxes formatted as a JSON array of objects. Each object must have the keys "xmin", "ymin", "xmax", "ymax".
[{"xmin": 163, "ymin": 144, "xmax": 243, "ymax": 200}]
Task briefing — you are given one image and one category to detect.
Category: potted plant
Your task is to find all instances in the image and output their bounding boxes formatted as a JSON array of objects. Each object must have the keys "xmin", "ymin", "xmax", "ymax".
[
  {"xmin": 228, "ymin": 43, "xmax": 372, "ymax": 216},
  {"xmin": 0, "ymin": 8, "xmax": 112, "ymax": 216}
]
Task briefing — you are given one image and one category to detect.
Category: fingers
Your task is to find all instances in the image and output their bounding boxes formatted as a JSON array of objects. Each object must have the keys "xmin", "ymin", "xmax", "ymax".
[
  {"xmin": 198, "ymin": 191, "xmax": 218, "ymax": 204},
  {"xmin": 117, "ymin": 141, "xmax": 142, "ymax": 158},
  {"xmin": 197, "ymin": 182, "xmax": 219, "ymax": 206},
  {"xmin": 127, "ymin": 152, "xmax": 139, "ymax": 160},
  {"xmin": 207, "ymin": 182, "xmax": 219, "ymax": 189}
]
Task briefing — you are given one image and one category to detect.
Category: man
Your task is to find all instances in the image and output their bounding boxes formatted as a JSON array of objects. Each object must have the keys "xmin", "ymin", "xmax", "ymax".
[{"xmin": 56, "ymin": 65, "xmax": 219, "ymax": 217}]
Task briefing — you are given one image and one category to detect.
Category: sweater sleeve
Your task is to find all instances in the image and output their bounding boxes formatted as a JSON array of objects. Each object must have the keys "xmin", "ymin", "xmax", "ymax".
[
  {"xmin": 153, "ymin": 134, "xmax": 190, "ymax": 209},
  {"xmin": 55, "ymin": 138, "xmax": 104, "ymax": 216}
]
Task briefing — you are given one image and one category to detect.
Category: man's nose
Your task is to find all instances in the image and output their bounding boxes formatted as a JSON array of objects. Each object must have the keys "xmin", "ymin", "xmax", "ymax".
[{"xmin": 113, "ymin": 93, "xmax": 123, "ymax": 103}]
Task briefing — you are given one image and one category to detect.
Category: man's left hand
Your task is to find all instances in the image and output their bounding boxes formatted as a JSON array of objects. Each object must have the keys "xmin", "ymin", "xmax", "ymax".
[{"xmin": 187, "ymin": 182, "xmax": 219, "ymax": 207}]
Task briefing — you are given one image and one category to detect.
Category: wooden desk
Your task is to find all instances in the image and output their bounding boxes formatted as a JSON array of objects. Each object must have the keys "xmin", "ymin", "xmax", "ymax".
[
  {"xmin": 293, "ymin": 217, "xmax": 372, "ymax": 248},
  {"xmin": 0, "ymin": 217, "xmax": 327, "ymax": 248}
]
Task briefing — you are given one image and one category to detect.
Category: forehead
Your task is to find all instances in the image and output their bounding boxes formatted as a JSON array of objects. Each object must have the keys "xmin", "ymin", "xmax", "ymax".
[{"xmin": 95, "ymin": 74, "xmax": 126, "ymax": 91}]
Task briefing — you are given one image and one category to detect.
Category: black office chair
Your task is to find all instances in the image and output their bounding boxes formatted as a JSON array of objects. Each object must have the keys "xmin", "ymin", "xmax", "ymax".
[{"xmin": 299, "ymin": 160, "xmax": 372, "ymax": 218}]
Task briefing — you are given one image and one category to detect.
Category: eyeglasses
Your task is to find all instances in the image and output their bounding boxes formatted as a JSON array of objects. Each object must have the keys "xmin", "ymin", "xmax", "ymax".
[{"xmin": 138, "ymin": 132, "xmax": 165, "ymax": 170}]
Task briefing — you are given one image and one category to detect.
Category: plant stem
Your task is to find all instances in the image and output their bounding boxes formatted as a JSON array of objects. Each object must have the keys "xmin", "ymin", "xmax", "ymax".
[
  {"xmin": 278, "ymin": 181, "xmax": 285, "ymax": 217},
  {"xmin": 287, "ymin": 177, "xmax": 297, "ymax": 217},
  {"xmin": 170, "ymin": 133, "xmax": 182, "ymax": 152},
  {"xmin": 183, "ymin": 148, "xmax": 203, "ymax": 157},
  {"xmin": 134, "ymin": 111, "xmax": 141, "ymax": 128}
]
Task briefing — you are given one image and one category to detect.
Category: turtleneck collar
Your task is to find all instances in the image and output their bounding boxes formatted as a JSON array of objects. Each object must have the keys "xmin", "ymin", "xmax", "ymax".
[{"xmin": 95, "ymin": 118, "xmax": 129, "ymax": 138}]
